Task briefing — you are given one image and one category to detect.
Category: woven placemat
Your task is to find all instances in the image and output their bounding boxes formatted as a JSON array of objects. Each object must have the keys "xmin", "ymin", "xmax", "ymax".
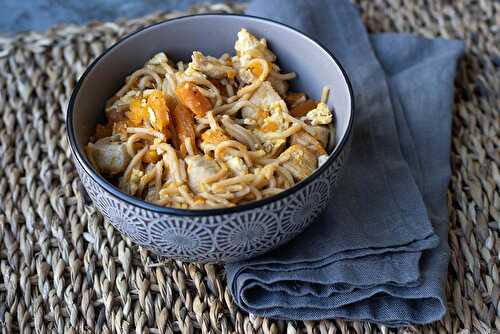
[{"xmin": 0, "ymin": 1, "xmax": 498, "ymax": 333}]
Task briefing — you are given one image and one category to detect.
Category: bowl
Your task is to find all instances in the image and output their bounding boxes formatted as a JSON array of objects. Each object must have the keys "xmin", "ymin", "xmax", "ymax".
[{"xmin": 66, "ymin": 14, "xmax": 354, "ymax": 262}]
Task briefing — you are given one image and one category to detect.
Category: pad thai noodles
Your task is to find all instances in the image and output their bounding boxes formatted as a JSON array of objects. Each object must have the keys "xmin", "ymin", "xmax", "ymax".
[{"xmin": 86, "ymin": 29, "xmax": 336, "ymax": 209}]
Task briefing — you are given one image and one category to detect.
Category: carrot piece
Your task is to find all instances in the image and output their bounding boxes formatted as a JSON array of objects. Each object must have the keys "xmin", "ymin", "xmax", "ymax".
[
  {"xmin": 249, "ymin": 61, "xmax": 272, "ymax": 77},
  {"xmin": 290, "ymin": 100, "xmax": 319, "ymax": 118},
  {"xmin": 226, "ymin": 69, "xmax": 236, "ymax": 80},
  {"xmin": 172, "ymin": 104, "xmax": 198, "ymax": 155},
  {"xmin": 127, "ymin": 97, "xmax": 148, "ymax": 126},
  {"xmin": 142, "ymin": 150, "xmax": 160, "ymax": 164},
  {"xmin": 175, "ymin": 82, "xmax": 212, "ymax": 117},
  {"xmin": 260, "ymin": 121, "xmax": 278, "ymax": 132},
  {"xmin": 147, "ymin": 90, "xmax": 170, "ymax": 132}
]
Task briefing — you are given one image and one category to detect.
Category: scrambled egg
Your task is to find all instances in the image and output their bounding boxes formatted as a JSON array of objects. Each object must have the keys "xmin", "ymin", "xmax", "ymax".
[
  {"xmin": 305, "ymin": 102, "xmax": 333, "ymax": 126},
  {"xmin": 249, "ymin": 99, "xmax": 289, "ymax": 157},
  {"xmin": 235, "ymin": 28, "xmax": 276, "ymax": 63}
]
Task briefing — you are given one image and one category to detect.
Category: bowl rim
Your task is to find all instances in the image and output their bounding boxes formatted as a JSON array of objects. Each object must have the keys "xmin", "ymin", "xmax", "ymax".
[{"xmin": 66, "ymin": 13, "xmax": 355, "ymax": 217}]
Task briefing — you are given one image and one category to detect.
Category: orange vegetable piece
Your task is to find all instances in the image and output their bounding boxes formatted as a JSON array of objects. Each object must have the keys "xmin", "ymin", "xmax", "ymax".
[
  {"xmin": 127, "ymin": 97, "xmax": 148, "ymax": 126},
  {"xmin": 142, "ymin": 150, "xmax": 160, "ymax": 164},
  {"xmin": 175, "ymin": 82, "xmax": 212, "ymax": 117},
  {"xmin": 290, "ymin": 100, "xmax": 319, "ymax": 118},
  {"xmin": 226, "ymin": 69, "xmax": 236, "ymax": 80},
  {"xmin": 201, "ymin": 128, "xmax": 229, "ymax": 145},
  {"xmin": 172, "ymin": 104, "xmax": 197, "ymax": 155},
  {"xmin": 147, "ymin": 90, "xmax": 170, "ymax": 132}
]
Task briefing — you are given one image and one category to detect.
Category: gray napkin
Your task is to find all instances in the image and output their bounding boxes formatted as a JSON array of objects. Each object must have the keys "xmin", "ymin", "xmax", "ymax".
[{"xmin": 226, "ymin": 0, "xmax": 464, "ymax": 326}]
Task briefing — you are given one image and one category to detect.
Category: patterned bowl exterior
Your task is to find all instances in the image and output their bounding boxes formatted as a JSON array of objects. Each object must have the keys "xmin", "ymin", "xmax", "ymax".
[{"xmin": 73, "ymin": 139, "xmax": 349, "ymax": 263}]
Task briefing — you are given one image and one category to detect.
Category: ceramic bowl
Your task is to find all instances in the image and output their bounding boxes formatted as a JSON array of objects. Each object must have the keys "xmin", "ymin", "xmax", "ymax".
[{"xmin": 66, "ymin": 14, "xmax": 354, "ymax": 262}]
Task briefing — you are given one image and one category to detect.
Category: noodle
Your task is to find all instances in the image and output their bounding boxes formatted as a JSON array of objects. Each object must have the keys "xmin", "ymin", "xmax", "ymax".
[
  {"xmin": 221, "ymin": 115, "xmax": 261, "ymax": 149},
  {"xmin": 86, "ymin": 29, "xmax": 336, "ymax": 209},
  {"xmin": 126, "ymin": 133, "xmax": 153, "ymax": 156},
  {"xmin": 116, "ymin": 68, "xmax": 162, "ymax": 97}
]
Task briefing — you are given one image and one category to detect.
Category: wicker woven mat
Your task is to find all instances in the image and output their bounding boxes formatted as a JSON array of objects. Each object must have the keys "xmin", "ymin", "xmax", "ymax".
[{"xmin": 0, "ymin": 1, "xmax": 498, "ymax": 333}]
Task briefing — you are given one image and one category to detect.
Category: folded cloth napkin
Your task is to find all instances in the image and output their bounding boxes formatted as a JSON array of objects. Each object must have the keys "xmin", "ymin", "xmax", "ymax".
[{"xmin": 225, "ymin": 0, "xmax": 464, "ymax": 326}]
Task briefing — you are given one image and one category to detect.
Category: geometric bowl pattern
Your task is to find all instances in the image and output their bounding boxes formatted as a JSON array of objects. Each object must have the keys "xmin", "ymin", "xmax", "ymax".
[{"xmin": 74, "ymin": 141, "xmax": 348, "ymax": 262}]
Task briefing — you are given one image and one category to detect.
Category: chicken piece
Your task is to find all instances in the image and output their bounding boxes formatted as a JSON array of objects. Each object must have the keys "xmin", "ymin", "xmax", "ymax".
[
  {"xmin": 248, "ymin": 81, "xmax": 283, "ymax": 111},
  {"xmin": 235, "ymin": 29, "xmax": 276, "ymax": 62},
  {"xmin": 87, "ymin": 140, "xmax": 131, "ymax": 175},
  {"xmin": 176, "ymin": 82, "xmax": 212, "ymax": 117},
  {"xmin": 279, "ymin": 144, "xmax": 318, "ymax": 181},
  {"xmin": 185, "ymin": 155, "xmax": 221, "ymax": 193},
  {"xmin": 190, "ymin": 51, "xmax": 235, "ymax": 79},
  {"xmin": 268, "ymin": 75, "xmax": 289, "ymax": 97},
  {"xmin": 290, "ymin": 130, "xmax": 327, "ymax": 156},
  {"xmin": 226, "ymin": 156, "xmax": 248, "ymax": 176},
  {"xmin": 311, "ymin": 125, "xmax": 330, "ymax": 148},
  {"xmin": 305, "ymin": 102, "xmax": 333, "ymax": 126}
]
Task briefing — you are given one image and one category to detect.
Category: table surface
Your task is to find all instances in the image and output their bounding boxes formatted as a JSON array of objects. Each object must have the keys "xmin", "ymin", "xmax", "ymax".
[{"xmin": 0, "ymin": 1, "xmax": 498, "ymax": 333}]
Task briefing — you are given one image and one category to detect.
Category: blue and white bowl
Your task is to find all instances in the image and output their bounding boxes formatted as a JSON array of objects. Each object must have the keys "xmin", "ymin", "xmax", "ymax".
[{"xmin": 66, "ymin": 14, "xmax": 354, "ymax": 262}]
